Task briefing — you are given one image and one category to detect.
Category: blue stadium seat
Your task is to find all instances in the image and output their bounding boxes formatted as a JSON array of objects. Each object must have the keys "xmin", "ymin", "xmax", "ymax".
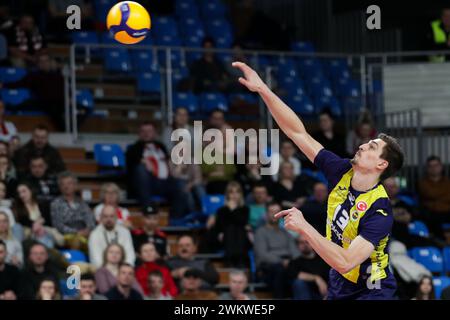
[
  {"xmin": 158, "ymin": 48, "xmax": 184, "ymax": 68},
  {"xmin": 100, "ymin": 31, "xmax": 117, "ymax": 44},
  {"xmin": 94, "ymin": 0, "xmax": 114, "ymax": 22},
  {"xmin": 131, "ymin": 50, "xmax": 158, "ymax": 72},
  {"xmin": 298, "ymin": 58, "xmax": 323, "ymax": 78},
  {"xmin": 60, "ymin": 249, "xmax": 88, "ymax": 263},
  {"xmin": 176, "ymin": 0, "xmax": 200, "ymax": 19},
  {"xmin": 103, "ymin": 48, "xmax": 132, "ymax": 73},
  {"xmin": 408, "ymin": 221, "xmax": 430, "ymax": 238},
  {"xmin": 337, "ymin": 79, "xmax": 360, "ymax": 98},
  {"xmin": 205, "ymin": 19, "xmax": 233, "ymax": 41},
  {"xmin": 215, "ymin": 34, "xmax": 233, "ymax": 48},
  {"xmin": 287, "ymin": 94, "xmax": 315, "ymax": 116},
  {"xmin": 216, "ymin": 52, "xmax": 233, "ymax": 66},
  {"xmin": 0, "ymin": 67, "xmax": 27, "ymax": 83},
  {"xmin": 443, "ymin": 247, "xmax": 450, "ymax": 273},
  {"xmin": 60, "ymin": 279, "xmax": 78, "ymax": 298},
  {"xmin": 248, "ymin": 54, "xmax": 272, "ymax": 71},
  {"xmin": 410, "ymin": 247, "xmax": 444, "ymax": 274},
  {"xmin": 302, "ymin": 168, "xmax": 328, "ymax": 185},
  {"xmin": 201, "ymin": 194, "xmax": 225, "ymax": 216},
  {"xmin": 153, "ymin": 16, "xmax": 179, "ymax": 38},
  {"xmin": 310, "ymin": 81, "xmax": 334, "ymax": 98},
  {"xmin": 200, "ymin": 0, "xmax": 227, "ymax": 19},
  {"xmin": 199, "ymin": 92, "xmax": 229, "ymax": 112},
  {"xmin": 172, "ymin": 68, "xmax": 190, "ymax": 88},
  {"xmin": 137, "ymin": 71, "xmax": 161, "ymax": 93},
  {"xmin": 433, "ymin": 276, "xmax": 450, "ymax": 299},
  {"xmin": 183, "ymin": 34, "xmax": 204, "ymax": 48},
  {"xmin": 314, "ymin": 95, "xmax": 341, "ymax": 117},
  {"xmin": 228, "ymin": 93, "xmax": 258, "ymax": 105},
  {"xmin": 291, "ymin": 41, "xmax": 315, "ymax": 53},
  {"xmin": 276, "ymin": 57, "xmax": 299, "ymax": 78},
  {"xmin": 155, "ymin": 34, "xmax": 182, "ymax": 47},
  {"xmin": 94, "ymin": 143, "xmax": 125, "ymax": 168},
  {"xmin": 173, "ymin": 92, "xmax": 199, "ymax": 114},
  {"xmin": 0, "ymin": 88, "xmax": 31, "ymax": 106},
  {"xmin": 71, "ymin": 31, "xmax": 99, "ymax": 45},
  {"xmin": 278, "ymin": 75, "xmax": 305, "ymax": 93},
  {"xmin": 76, "ymin": 89, "xmax": 94, "ymax": 109}
]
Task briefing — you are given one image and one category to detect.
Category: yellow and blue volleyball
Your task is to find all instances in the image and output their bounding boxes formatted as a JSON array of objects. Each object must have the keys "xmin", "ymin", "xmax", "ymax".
[{"xmin": 106, "ymin": 1, "xmax": 151, "ymax": 45}]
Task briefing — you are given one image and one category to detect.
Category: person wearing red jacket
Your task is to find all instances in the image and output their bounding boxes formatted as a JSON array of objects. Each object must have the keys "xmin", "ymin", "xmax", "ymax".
[{"xmin": 135, "ymin": 242, "xmax": 178, "ymax": 298}]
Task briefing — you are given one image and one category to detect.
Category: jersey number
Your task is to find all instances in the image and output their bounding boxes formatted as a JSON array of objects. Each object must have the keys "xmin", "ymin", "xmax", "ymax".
[{"xmin": 333, "ymin": 205, "xmax": 350, "ymax": 230}]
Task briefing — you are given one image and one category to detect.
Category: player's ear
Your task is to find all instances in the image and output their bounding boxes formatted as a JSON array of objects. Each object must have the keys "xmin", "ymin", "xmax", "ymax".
[{"xmin": 377, "ymin": 159, "xmax": 388, "ymax": 171}]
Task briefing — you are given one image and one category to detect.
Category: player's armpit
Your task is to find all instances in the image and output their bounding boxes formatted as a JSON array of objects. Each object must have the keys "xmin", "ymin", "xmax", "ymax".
[
  {"xmin": 289, "ymin": 132, "xmax": 324, "ymax": 163},
  {"xmin": 338, "ymin": 235, "xmax": 375, "ymax": 274}
]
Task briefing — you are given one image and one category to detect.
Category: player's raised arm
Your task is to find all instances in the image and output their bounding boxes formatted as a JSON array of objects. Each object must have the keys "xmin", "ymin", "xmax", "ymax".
[{"xmin": 232, "ymin": 61, "xmax": 324, "ymax": 163}]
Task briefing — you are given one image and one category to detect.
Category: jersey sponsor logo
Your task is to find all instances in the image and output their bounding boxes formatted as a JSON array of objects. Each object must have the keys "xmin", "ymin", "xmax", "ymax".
[
  {"xmin": 327, "ymin": 219, "xmax": 352, "ymax": 244},
  {"xmin": 356, "ymin": 201, "xmax": 368, "ymax": 212},
  {"xmin": 376, "ymin": 209, "xmax": 388, "ymax": 216}
]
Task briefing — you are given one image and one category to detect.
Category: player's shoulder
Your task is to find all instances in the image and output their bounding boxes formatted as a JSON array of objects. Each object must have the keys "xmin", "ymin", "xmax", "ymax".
[{"xmin": 368, "ymin": 197, "xmax": 393, "ymax": 218}]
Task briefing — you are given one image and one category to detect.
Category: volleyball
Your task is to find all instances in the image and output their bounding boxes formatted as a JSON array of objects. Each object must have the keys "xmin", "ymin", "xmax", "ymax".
[{"xmin": 106, "ymin": 1, "xmax": 151, "ymax": 45}]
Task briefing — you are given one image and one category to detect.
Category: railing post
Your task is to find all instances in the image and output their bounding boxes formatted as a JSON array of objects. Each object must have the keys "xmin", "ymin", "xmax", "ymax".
[
  {"xmin": 166, "ymin": 47, "xmax": 173, "ymax": 128},
  {"xmin": 70, "ymin": 44, "xmax": 78, "ymax": 142},
  {"xmin": 63, "ymin": 64, "xmax": 70, "ymax": 134}
]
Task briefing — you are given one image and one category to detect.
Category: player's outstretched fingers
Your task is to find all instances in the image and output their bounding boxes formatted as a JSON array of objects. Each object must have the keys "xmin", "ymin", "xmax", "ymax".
[{"xmin": 274, "ymin": 208, "xmax": 293, "ymax": 219}]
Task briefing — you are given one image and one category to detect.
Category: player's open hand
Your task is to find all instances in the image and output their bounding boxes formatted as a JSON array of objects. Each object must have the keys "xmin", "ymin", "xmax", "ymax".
[
  {"xmin": 232, "ymin": 61, "xmax": 266, "ymax": 93},
  {"xmin": 274, "ymin": 207, "xmax": 306, "ymax": 233}
]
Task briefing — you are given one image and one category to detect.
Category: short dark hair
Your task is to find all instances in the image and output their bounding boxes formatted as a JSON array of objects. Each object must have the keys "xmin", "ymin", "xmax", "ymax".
[
  {"xmin": 33, "ymin": 124, "xmax": 49, "ymax": 132},
  {"xmin": 319, "ymin": 107, "xmax": 335, "ymax": 120},
  {"xmin": 30, "ymin": 155, "xmax": 46, "ymax": 163},
  {"xmin": 209, "ymin": 109, "xmax": 224, "ymax": 117},
  {"xmin": 202, "ymin": 36, "xmax": 215, "ymax": 47},
  {"xmin": 426, "ymin": 155, "xmax": 441, "ymax": 164},
  {"xmin": 177, "ymin": 234, "xmax": 197, "ymax": 245},
  {"xmin": 118, "ymin": 262, "xmax": 134, "ymax": 272},
  {"xmin": 140, "ymin": 121, "xmax": 155, "ymax": 128},
  {"xmin": 378, "ymin": 133, "xmax": 404, "ymax": 181},
  {"xmin": 148, "ymin": 270, "xmax": 163, "ymax": 280},
  {"xmin": 80, "ymin": 273, "xmax": 96, "ymax": 282},
  {"xmin": 252, "ymin": 182, "xmax": 268, "ymax": 190}
]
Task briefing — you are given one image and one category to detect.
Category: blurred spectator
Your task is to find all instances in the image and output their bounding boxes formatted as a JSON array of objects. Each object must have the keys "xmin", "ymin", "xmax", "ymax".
[
  {"xmin": 235, "ymin": 154, "xmax": 273, "ymax": 197},
  {"xmin": 14, "ymin": 182, "xmax": 51, "ymax": 228},
  {"xmin": 426, "ymin": 7, "xmax": 450, "ymax": 62},
  {"xmin": 271, "ymin": 140, "xmax": 301, "ymax": 181},
  {"xmin": 8, "ymin": 136, "xmax": 21, "ymax": 159},
  {"xmin": 93, "ymin": 183, "xmax": 130, "ymax": 228},
  {"xmin": 175, "ymin": 269, "xmax": 218, "ymax": 300},
  {"xmin": 209, "ymin": 181, "xmax": 252, "ymax": 267},
  {"xmin": 346, "ymin": 114, "xmax": 377, "ymax": 156},
  {"xmin": 247, "ymin": 182, "xmax": 270, "ymax": 230},
  {"xmin": 105, "ymin": 263, "xmax": 143, "ymax": 300},
  {"xmin": 218, "ymin": 269, "xmax": 256, "ymax": 300},
  {"xmin": 162, "ymin": 107, "xmax": 194, "ymax": 148},
  {"xmin": 0, "ymin": 141, "xmax": 8, "ymax": 156},
  {"xmin": 312, "ymin": 108, "xmax": 347, "ymax": 158},
  {"xmin": 254, "ymin": 202, "xmax": 299, "ymax": 299},
  {"xmin": 418, "ymin": 155, "xmax": 450, "ymax": 238},
  {"xmin": 126, "ymin": 122, "xmax": 188, "ymax": 219},
  {"xmin": 0, "ymin": 5, "xmax": 13, "ymax": 33},
  {"xmin": 389, "ymin": 240, "xmax": 432, "ymax": 300},
  {"xmin": 0, "ymin": 211, "xmax": 23, "ymax": 267},
  {"xmin": 0, "ymin": 101, "xmax": 18, "ymax": 143},
  {"xmin": 13, "ymin": 125, "xmax": 66, "ymax": 176},
  {"xmin": 135, "ymin": 242, "xmax": 177, "ymax": 298},
  {"xmin": 441, "ymin": 285, "xmax": 450, "ymax": 300},
  {"xmin": 70, "ymin": 273, "xmax": 107, "ymax": 300},
  {"xmin": 189, "ymin": 37, "xmax": 229, "ymax": 94},
  {"xmin": 225, "ymin": 43, "xmax": 248, "ymax": 78},
  {"xmin": 35, "ymin": 278, "xmax": 60, "ymax": 300},
  {"xmin": 272, "ymin": 161, "xmax": 314, "ymax": 209},
  {"xmin": 88, "ymin": 205, "xmax": 135, "ymax": 269},
  {"xmin": 0, "ymin": 181, "xmax": 15, "ymax": 226},
  {"xmin": 94, "ymin": 243, "xmax": 143, "ymax": 295},
  {"xmin": 18, "ymin": 242, "xmax": 60, "ymax": 300},
  {"xmin": 6, "ymin": 14, "xmax": 46, "ymax": 67},
  {"xmin": 412, "ymin": 275, "xmax": 435, "ymax": 300},
  {"xmin": 0, "ymin": 154, "xmax": 17, "ymax": 197},
  {"xmin": 301, "ymin": 182, "xmax": 328, "ymax": 236},
  {"xmin": 25, "ymin": 155, "xmax": 60, "ymax": 203},
  {"xmin": 131, "ymin": 204, "xmax": 168, "ymax": 258},
  {"xmin": 50, "ymin": 172, "xmax": 95, "ymax": 251},
  {"xmin": 287, "ymin": 235, "xmax": 329, "ymax": 300},
  {"xmin": 2, "ymin": 55, "xmax": 65, "ymax": 130},
  {"xmin": 167, "ymin": 235, "xmax": 219, "ymax": 289},
  {"xmin": 145, "ymin": 270, "xmax": 173, "ymax": 300},
  {"xmin": 0, "ymin": 240, "xmax": 20, "ymax": 300}
]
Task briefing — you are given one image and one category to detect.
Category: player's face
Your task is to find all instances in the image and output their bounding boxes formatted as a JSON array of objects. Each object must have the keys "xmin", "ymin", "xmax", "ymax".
[{"xmin": 351, "ymin": 138, "xmax": 388, "ymax": 173}]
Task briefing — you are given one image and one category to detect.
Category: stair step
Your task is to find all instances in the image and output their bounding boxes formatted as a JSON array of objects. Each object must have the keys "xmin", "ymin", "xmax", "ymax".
[
  {"xmin": 66, "ymin": 160, "xmax": 98, "ymax": 174},
  {"xmin": 58, "ymin": 147, "xmax": 86, "ymax": 161}
]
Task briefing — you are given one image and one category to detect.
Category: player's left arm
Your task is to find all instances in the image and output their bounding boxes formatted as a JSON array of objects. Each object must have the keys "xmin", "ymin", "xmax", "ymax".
[{"xmin": 276, "ymin": 208, "xmax": 375, "ymax": 275}]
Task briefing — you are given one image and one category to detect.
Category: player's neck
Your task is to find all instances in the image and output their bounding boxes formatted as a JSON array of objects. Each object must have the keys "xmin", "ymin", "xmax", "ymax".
[{"xmin": 351, "ymin": 170, "xmax": 379, "ymax": 192}]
